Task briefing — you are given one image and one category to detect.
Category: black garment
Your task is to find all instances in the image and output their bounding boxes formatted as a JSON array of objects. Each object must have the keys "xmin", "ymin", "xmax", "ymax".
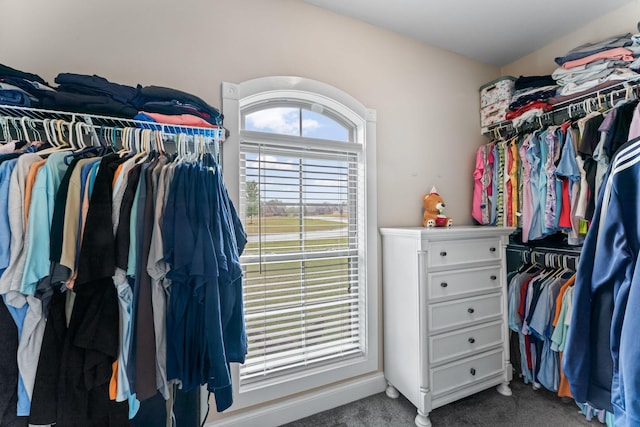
[
  {"xmin": 0, "ymin": 297, "xmax": 28, "ymax": 427},
  {"xmin": 114, "ymin": 164, "xmax": 143, "ymax": 271},
  {"xmin": 583, "ymin": 157, "xmax": 598, "ymax": 222},
  {"xmin": 0, "ymin": 63, "xmax": 47, "ymax": 85},
  {"xmin": 604, "ymin": 100, "xmax": 639, "ymax": 159},
  {"xmin": 30, "ymin": 287, "xmax": 66, "ymax": 424},
  {"xmin": 135, "ymin": 85, "xmax": 223, "ymax": 125},
  {"xmin": 76, "ymin": 155, "xmax": 127, "ymax": 286},
  {"xmin": 588, "ymin": 286, "xmax": 614, "ymax": 412},
  {"xmin": 508, "ymin": 87, "xmax": 558, "ymax": 111},
  {"xmin": 579, "ymin": 115, "xmax": 605, "ymax": 156},
  {"xmin": 131, "ymin": 392, "xmax": 167, "ymax": 427},
  {"xmin": 32, "ymin": 155, "xmax": 128, "ymax": 426},
  {"xmin": 514, "ymin": 75, "xmax": 556, "ymax": 91},
  {"xmin": 133, "ymin": 159, "xmax": 160, "ymax": 401},
  {"xmin": 40, "ymin": 91, "xmax": 137, "ymax": 118},
  {"xmin": 578, "ymin": 115, "xmax": 605, "ymax": 221},
  {"xmin": 54, "ymin": 73, "xmax": 139, "ymax": 104},
  {"xmin": 73, "ymin": 154, "xmax": 127, "ymax": 426},
  {"xmin": 50, "ymin": 158, "xmax": 80, "ymax": 262},
  {"xmin": 61, "ymin": 277, "xmax": 122, "ymax": 426}
]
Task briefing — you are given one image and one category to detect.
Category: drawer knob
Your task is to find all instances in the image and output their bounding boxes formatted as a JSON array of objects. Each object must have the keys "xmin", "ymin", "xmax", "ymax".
[
  {"xmin": 470, "ymin": 368, "xmax": 476, "ymax": 376},
  {"xmin": 467, "ymin": 308, "xmax": 475, "ymax": 314},
  {"xmin": 440, "ymin": 282, "xmax": 448, "ymax": 288},
  {"xmin": 490, "ymin": 275, "xmax": 497, "ymax": 280},
  {"xmin": 489, "ymin": 247, "xmax": 496, "ymax": 253},
  {"xmin": 468, "ymin": 337, "xmax": 475, "ymax": 344},
  {"xmin": 440, "ymin": 251, "xmax": 447, "ymax": 257}
]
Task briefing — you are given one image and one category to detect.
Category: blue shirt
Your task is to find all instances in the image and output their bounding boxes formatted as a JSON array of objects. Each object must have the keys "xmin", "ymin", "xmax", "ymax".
[
  {"xmin": 21, "ymin": 152, "xmax": 69, "ymax": 295},
  {"xmin": 2, "ymin": 294, "xmax": 29, "ymax": 416},
  {"xmin": 0, "ymin": 159, "xmax": 18, "ymax": 276}
]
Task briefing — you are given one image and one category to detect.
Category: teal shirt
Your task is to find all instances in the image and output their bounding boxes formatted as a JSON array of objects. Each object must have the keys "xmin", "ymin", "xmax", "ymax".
[{"xmin": 21, "ymin": 152, "xmax": 69, "ymax": 295}]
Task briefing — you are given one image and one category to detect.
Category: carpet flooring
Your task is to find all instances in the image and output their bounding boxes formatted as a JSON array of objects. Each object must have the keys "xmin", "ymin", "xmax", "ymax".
[{"xmin": 282, "ymin": 378, "xmax": 595, "ymax": 427}]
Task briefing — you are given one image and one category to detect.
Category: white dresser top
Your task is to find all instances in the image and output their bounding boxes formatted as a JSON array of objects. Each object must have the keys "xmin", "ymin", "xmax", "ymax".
[{"xmin": 379, "ymin": 225, "xmax": 516, "ymax": 240}]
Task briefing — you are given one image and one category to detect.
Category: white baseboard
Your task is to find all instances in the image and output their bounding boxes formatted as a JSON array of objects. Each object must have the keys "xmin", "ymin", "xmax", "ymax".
[{"xmin": 205, "ymin": 372, "xmax": 387, "ymax": 427}]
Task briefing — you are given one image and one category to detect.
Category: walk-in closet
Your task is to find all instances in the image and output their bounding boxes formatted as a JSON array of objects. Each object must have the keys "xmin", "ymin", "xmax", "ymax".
[{"xmin": 2, "ymin": 1, "xmax": 640, "ymax": 426}]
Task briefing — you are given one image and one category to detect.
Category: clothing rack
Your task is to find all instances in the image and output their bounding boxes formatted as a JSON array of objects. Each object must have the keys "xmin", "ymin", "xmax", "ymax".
[
  {"xmin": 484, "ymin": 77, "xmax": 640, "ymax": 138},
  {"xmin": 0, "ymin": 104, "xmax": 225, "ymax": 160},
  {"xmin": 506, "ymin": 243, "xmax": 581, "ymax": 272}
]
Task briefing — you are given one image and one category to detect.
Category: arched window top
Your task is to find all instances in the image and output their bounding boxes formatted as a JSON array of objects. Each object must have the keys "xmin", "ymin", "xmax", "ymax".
[
  {"xmin": 234, "ymin": 77, "xmax": 370, "ymax": 146},
  {"xmin": 243, "ymin": 104, "xmax": 351, "ymax": 142}
]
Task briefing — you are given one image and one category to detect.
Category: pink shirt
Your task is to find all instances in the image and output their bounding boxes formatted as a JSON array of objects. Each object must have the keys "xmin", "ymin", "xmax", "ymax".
[
  {"xmin": 472, "ymin": 146, "xmax": 484, "ymax": 223},
  {"xmin": 139, "ymin": 111, "xmax": 217, "ymax": 128},
  {"xmin": 562, "ymin": 47, "xmax": 634, "ymax": 70}
]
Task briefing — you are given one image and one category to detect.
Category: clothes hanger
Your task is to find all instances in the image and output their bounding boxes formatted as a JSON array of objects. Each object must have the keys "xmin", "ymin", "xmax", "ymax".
[
  {"xmin": 28, "ymin": 118, "xmax": 42, "ymax": 142},
  {"xmin": 56, "ymin": 120, "xmax": 68, "ymax": 147},
  {"xmin": 43, "ymin": 119, "xmax": 54, "ymax": 146},
  {"xmin": 0, "ymin": 117, "xmax": 10, "ymax": 143},
  {"xmin": 20, "ymin": 117, "xmax": 31, "ymax": 145},
  {"xmin": 117, "ymin": 127, "xmax": 131, "ymax": 157},
  {"xmin": 153, "ymin": 129, "xmax": 165, "ymax": 156},
  {"xmin": 64, "ymin": 122, "xmax": 109, "ymax": 162},
  {"xmin": 111, "ymin": 127, "xmax": 119, "ymax": 152},
  {"xmin": 9, "ymin": 118, "xmax": 22, "ymax": 141},
  {"xmin": 74, "ymin": 122, "xmax": 86, "ymax": 150},
  {"xmin": 134, "ymin": 129, "xmax": 151, "ymax": 164},
  {"xmin": 39, "ymin": 119, "xmax": 76, "ymax": 156}
]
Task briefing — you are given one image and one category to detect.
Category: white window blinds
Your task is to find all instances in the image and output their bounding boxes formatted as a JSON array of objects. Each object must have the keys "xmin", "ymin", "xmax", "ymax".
[{"xmin": 238, "ymin": 138, "xmax": 365, "ymax": 386}]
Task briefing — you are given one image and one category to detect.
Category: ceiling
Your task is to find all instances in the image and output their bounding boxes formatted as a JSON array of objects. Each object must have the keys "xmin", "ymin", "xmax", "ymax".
[{"xmin": 303, "ymin": 0, "xmax": 634, "ymax": 66}]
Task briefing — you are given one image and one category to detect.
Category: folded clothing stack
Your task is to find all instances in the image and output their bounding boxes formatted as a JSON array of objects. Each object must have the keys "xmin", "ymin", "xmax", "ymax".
[
  {"xmin": 550, "ymin": 33, "xmax": 639, "ymax": 103},
  {"xmin": 0, "ymin": 63, "xmax": 223, "ymax": 127},
  {"xmin": 0, "ymin": 64, "xmax": 56, "ymax": 107},
  {"xmin": 134, "ymin": 86, "xmax": 223, "ymax": 126},
  {"xmin": 505, "ymin": 75, "xmax": 556, "ymax": 125},
  {"xmin": 37, "ymin": 73, "xmax": 139, "ymax": 118}
]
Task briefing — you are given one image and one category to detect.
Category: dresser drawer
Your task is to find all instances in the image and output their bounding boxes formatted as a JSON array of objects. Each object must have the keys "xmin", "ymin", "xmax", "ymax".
[
  {"xmin": 428, "ymin": 293, "xmax": 502, "ymax": 333},
  {"xmin": 429, "ymin": 320, "xmax": 504, "ymax": 365},
  {"xmin": 428, "ymin": 238, "xmax": 501, "ymax": 268},
  {"xmin": 428, "ymin": 265, "xmax": 502, "ymax": 300},
  {"xmin": 431, "ymin": 349, "xmax": 504, "ymax": 397}
]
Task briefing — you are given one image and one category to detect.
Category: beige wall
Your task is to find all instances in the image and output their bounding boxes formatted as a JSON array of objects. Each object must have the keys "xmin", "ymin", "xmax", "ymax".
[
  {"xmin": 502, "ymin": 0, "xmax": 640, "ymax": 76},
  {"xmin": 1, "ymin": 0, "xmax": 498, "ymax": 228},
  {"xmin": 1, "ymin": 0, "xmax": 499, "ymax": 422}
]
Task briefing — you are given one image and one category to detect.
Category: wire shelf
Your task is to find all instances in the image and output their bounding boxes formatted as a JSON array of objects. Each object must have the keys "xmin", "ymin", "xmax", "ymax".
[{"xmin": 0, "ymin": 104, "xmax": 225, "ymax": 141}]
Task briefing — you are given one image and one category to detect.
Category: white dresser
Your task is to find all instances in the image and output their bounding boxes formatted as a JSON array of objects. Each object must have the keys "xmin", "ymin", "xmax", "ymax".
[{"xmin": 380, "ymin": 226, "xmax": 515, "ymax": 427}]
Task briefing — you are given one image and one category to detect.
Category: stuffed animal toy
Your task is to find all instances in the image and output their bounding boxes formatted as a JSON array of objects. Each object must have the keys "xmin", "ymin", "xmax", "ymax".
[{"xmin": 422, "ymin": 186, "xmax": 453, "ymax": 228}]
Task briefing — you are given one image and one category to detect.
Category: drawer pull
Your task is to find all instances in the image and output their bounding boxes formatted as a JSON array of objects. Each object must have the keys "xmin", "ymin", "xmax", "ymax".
[
  {"xmin": 440, "ymin": 251, "xmax": 447, "ymax": 257},
  {"xmin": 490, "ymin": 275, "xmax": 497, "ymax": 280},
  {"xmin": 468, "ymin": 337, "xmax": 475, "ymax": 344},
  {"xmin": 489, "ymin": 247, "xmax": 496, "ymax": 253},
  {"xmin": 467, "ymin": 308, "xmax": 475, "ymax": 314},
  {"xmin": 470, "ymin": 368, "xmax": 476, "ymax": 376},
  {"xmin": 440, "ymin": 282, "xmax": 448, "ymax": 288}
]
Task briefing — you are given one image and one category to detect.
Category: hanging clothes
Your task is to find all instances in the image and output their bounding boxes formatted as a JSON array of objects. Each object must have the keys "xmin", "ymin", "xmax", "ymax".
[
  {"xmin": 0, "ymin": 120, "xmax": 244, "ymax": 427},
  {"xmin": 473, "ymin": 100, "xmax": 640, "ymax": 245}
]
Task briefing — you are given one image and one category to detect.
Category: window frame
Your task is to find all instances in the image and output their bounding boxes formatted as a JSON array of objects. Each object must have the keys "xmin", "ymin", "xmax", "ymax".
[{"xmin": 221, "ymin": 77, "xmax": 378, "ymax": 409}]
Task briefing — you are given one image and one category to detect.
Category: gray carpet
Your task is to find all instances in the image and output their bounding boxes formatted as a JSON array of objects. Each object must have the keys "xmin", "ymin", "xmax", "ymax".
[{"xmin": 282, "ymin": 379, "xmax": 594, "ymax": 426}]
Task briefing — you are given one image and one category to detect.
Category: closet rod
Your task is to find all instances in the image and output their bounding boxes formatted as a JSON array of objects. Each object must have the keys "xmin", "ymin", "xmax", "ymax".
[
  {"xmin": 507, "ymin": 244, "xmax": 580, "ymax": 268},
  {"xmin": 0, "ymin": 104, "xmax": 225, "ymax": 141}
]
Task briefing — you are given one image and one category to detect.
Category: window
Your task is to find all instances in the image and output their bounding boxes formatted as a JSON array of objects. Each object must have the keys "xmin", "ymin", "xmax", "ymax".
[{"xmin": 222, "ymin": 77, "xmax": 378, "ymax": 407}]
